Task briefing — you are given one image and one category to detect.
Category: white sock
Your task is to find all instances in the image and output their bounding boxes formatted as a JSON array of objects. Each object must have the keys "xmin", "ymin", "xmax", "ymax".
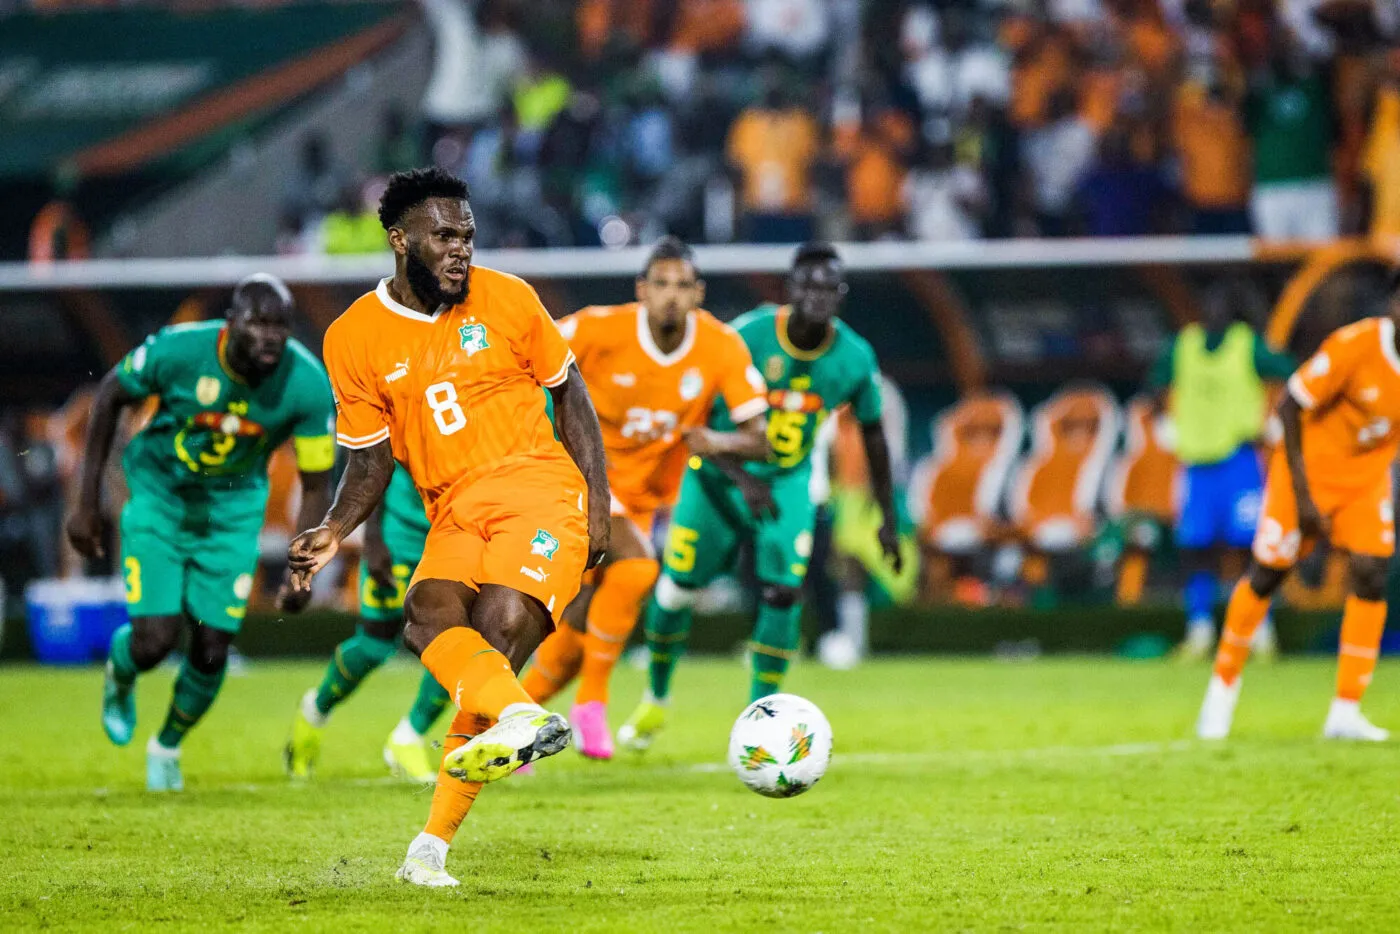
[
  {"xmin": 837, "ymin": 591, "xmax": 869, "ymax": 653},
  {"xmin": 391, "ymin": 717, "xmax": 423, "ymax": 745},
  {"xmin": 1329, "ymin": 698, "xmax": 1361, "ymax": 717},
  {"xmin": 301, "ymin": 688, "xmax": 329, "ymax": 728},
  {"xmin": 1186, "ymin": 617, "xmax": 1214, "ymax": 641},
  {"xmin": 407, "ymin": 832, "xmax": 449, "ymax": 863},
  {"xmin": 498, "ymin": 702, "xmax": 544, "ymax": 721},
  {"xmin": 147, "ymin": 736, "xmax": 180, "ymax": 757}
]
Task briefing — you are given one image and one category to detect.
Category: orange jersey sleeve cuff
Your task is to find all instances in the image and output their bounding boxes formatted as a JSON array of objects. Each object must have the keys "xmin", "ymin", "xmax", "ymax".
[
  {"xmin": 337, "ymin": 425, "xmax": 391, "ymax": 449},
  {"xmin": 541, "ymin": 350, "xmax": 576, "ymax": 389}
]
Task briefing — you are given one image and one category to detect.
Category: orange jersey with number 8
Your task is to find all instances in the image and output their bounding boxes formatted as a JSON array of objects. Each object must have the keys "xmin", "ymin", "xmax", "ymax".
[
  {"xmin": 324, "ymin": 268, "xmax": 577, "ymax": 522},
  {"xmin": 1286, "ymin": 317, "xmax": 1400, "ymax": 496},
  {"xmin": 559, "ymin": 303, "xmax": 768, "ymax": 517}
]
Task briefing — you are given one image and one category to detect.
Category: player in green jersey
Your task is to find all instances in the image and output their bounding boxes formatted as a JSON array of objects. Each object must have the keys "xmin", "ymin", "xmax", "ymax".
[
  {"xmin": 66, "ymin": 275, "xmax": 335, "ymax": 792},
  {"xmin": 283, "ymin": 464, "xmax": 452, "ymax": 783},
  {"xmin": 618, "ymin": 242, "xmax": 904, "ymax": 751}
]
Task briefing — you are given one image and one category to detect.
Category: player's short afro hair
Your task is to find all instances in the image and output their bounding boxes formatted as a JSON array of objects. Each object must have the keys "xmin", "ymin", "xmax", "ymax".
[
  {"xmin": 641, "ymin": 236, "xmax": 697, "ymax": 277},
  {"xmin": 792, "ymin": 240, "xmax": 841, "ymax": 269},
  {"xmin": 378, "ymin": 167, "xmax": 470, "ymax": 230}
]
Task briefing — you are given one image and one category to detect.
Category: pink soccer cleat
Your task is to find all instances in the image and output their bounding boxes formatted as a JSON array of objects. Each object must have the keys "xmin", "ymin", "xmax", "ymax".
[{"xmin": 570, "ymin": 701, "xmax": 615, "ymax": 760}]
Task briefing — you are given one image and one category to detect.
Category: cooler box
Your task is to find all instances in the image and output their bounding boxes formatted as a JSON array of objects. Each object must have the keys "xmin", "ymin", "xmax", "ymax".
[{"xmin": 24, "ymin": 577, "xmax": 129, "ymax": 665}]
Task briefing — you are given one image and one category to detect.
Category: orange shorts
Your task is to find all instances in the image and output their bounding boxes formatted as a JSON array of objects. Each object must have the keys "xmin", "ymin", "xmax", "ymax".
[
  {"xmin": 411, "ymin": 457, "xmax": 590, "ymax": 621},
  {"xmin": 1252, "ymin": 455, "xmax": 1394, "ymax": 568}
]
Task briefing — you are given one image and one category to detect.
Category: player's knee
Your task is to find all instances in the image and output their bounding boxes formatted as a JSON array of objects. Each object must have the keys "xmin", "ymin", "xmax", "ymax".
[
  {"xmin": 1246, "ymin": 562, "xmax": 1287, "ymax": 599},
  {"xmin": 129, "ymin": 617, "xmax": 181, "ymax": 669},
  {"xmin": 759, "ymin": 583, "xmax": 801, "ymax": 610},
  {"xmin": 403, "ymin": 581, "xmax": 470, "ymax": 655},
  {"xmin": 188, "ymin": 627, "xmax": 233, "ymax": 675},
  {"xmin": 1350, "ymin": 556, "xmax": 1389, "ymax": 602},
  {"xmin": 472, "ymin": 585, "xmax": 549, "ymax": 669},
  {"xmin": 654, "ymin": 574, "xmax": 696, "ymax": 612}
]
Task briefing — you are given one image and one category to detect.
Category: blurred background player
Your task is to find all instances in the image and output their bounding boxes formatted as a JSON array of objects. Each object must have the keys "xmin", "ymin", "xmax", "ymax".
[
  {"xmin": 1198, "ymin": 278, "xmax": 1400, "ymax": 742},
  {"xmin": 284, "ymin": 463, "xmax": 452, "ymax": 783},
  {"xmin": 517, "ymin": 236, "xmax": 770, "ymax": 759},
  {"xmin": 619, "ymin": 242, "xmax": 903, "ymax": 751},
  {"xmin": 66, "ymin": 274, "xmax": 334, "ymax": 792},
  {"xmin": 287, "ymin": 168, "xmax": 610, "ymax": 887},
  {"xmin": 1146, "ymin": 280, "xmax": 1294, "ymax": 660}
]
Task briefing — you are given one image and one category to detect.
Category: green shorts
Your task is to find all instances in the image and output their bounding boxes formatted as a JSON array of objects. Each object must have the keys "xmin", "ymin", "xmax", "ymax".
[
  {"xmin": 119, "ymin": 482, "xmax": 264, "ymax": 633},
  {"xmin": 661, "ymin": 465, "xmax": 816, "ymax": 590},
  {"xmin": 358, "ymin": 514, "xmax": 428, "ymax": 622}
]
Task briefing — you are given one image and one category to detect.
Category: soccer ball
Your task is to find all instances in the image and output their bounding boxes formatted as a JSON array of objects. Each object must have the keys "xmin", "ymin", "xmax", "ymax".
[{"xmin": 727, "ymin": 693, "xmax": 832, "ymax": 798}]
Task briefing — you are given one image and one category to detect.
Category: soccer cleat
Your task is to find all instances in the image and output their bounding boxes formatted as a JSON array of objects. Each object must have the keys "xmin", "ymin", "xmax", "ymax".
[
  {"xmin": 442, "ymin": 709, "xmax": 570, "ymax": 783},
  {"xmin": 1173, "ymin": 623, "xmax": 1216, "ymax": 664},
  {"xmin": 283, "ymin": 690, "xmax": 323, "ymax": 781},
  {"xmin": 101, "ymin": 662, "xmax": 136, "ymax": 747},
  {"xmin": 570, "ymin": 701, "xmax": 615, "ymax": 760},
  {"xmin": 1323, "ymin": 699, "xmax": 1390, "ymax": 741},
  {"xmin": 617, "ymin": 698, "xmax": 668, "ymax": 752},
  {"xmin": 1196, "ymin": 674, "xmax": 1241, "ymax": 740},
  {"xmin": 383, "ymin": 735, "xmax": 437, "ymax": 784},
  {"xmin": 396, "ymin": 838, "xmax": 459, "ymax": 888},
  {"xmin": 146, "ymin": 738, "xmax": 184, "ymax": 792}
]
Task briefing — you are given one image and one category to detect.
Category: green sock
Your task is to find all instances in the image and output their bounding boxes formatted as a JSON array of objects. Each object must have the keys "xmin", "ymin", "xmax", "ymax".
[
  {"xmin": 750, "ymin": 600, "xmax": 802, "ymax": 701},
  {"xmin": 108, "ymin": 624, "xmax": 137, "ymax": 686},
  {"xmin": 644, "ymin": 596, "xmax": 693, "ymax": 701},
  {"xmin": 156, "ymin": 659, "xmax": 226, "ymax": 748},
  {"xmin": 314, "ymin": 627, "xmax": 398, "ymax": 717},
  {"xmin": 407, "ymin": 669, "xmax": 452, "ymax": 735}
]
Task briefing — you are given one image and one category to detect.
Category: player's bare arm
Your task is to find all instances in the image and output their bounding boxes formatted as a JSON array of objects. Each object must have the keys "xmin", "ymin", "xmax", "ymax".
[
  {"xmin": 860, "ymin": 420, "xmax": 903, "ymax": 572},
  {"xmin": 66, "ymin": 368, "xmax": 143, "ymax": 559},
  {"xmin": 549, "ymin": 364, "xmax": 611, "ymax": 568},
  {"xmin": 276, "ymin": 467, "xmax": 332, "ymax": 612},
  {"xmin": 1277, "ymin": 393, "xmax": 1328, "ymax": 540},
  {"xmin": 682, "ymin": 414, "xmax": 770, "ymax": 461},
  {"xmin": 287, "ymin": 440, "xmax": 394, "ymax": 589}
]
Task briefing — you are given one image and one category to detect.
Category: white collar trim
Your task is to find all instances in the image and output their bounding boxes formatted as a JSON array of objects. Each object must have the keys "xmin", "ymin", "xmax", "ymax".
[
  {"xmin": 1381, "ymin": 318, "xmax": 1400, "ymax": 376},
  {"xmin": 636, "ymin": 305, "xmax": 696, "ymax": 367},
  {"xmin": 376, "ymin": 278, "xmax": 441, "ymax": 323}
]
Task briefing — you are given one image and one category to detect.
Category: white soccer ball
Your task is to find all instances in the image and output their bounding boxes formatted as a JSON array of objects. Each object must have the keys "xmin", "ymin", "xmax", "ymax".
[{"xmin": 727, "ymin": 693, "xmax": 832, "ymax": 798}]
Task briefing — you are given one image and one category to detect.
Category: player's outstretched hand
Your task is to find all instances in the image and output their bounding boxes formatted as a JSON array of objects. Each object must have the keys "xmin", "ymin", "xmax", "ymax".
[
  {"xmin": 275, "ymin": 579, "xmax": 313, "ymax": 614},
  {"xmin": 66, "ymin": 509, "xmax": 107, "ymax": 560},
  {"xmin": 287, "ymin": 525, "xmax": 340, "ymax": 592},
  {"xmin": 877, "ymin": 519, "xmax": 903, "ymax": 574},
  {"xmin": 736, "ymin": 474, "xmax": 778, "ymax": 520}
]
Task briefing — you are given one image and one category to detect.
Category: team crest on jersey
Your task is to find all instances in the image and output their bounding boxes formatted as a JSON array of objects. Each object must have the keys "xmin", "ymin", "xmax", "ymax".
[
  {"xmin": 765, "ymin": 355, "xmax": 786, "ymax": 383},
  {"xmin": 530, "ymin": 529, "xmax": 560, "ymax": 560},
  {"xmin": 459, "ymin": 322, "xmax": 490, "ymax": 357},
  {"xmin": 679, "ymin": 368, "xmax": 704, "ymax": 401},
  {"xmin": 196, "ymin": 376, "xmax": 221, "ymax": 406}
]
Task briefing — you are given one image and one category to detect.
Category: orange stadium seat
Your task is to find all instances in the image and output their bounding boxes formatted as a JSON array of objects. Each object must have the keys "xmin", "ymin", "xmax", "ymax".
[
  {"xmin": 1105, "ymin": 396, "xmax": 1179, "ymax": 605},
  {"xmin": 1009, "ymin": 384, "xmax": 1121, "ymax": 558}
]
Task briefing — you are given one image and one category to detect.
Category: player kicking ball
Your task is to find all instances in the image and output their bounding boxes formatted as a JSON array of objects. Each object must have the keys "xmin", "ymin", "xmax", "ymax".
[
  {"xmin": 1198, "ymin": 285, "xmax": 1400, "ymax": 741},
  {"xmin": 67, "ymin": 275, "xmax": 335, "ymax": 791},
  {"xmin": 517, "ymin": 237, "xmax": 771, "ymax": 758},
  {"xmin": 284, "ymin": 464, "xmax": 452, "ymax": 783},
  {"xmin": 619, "ymin": 242, "xmax": 903, "ymax": 751},
  {"xmin": 287, "ymin": 168, "xmax": 609, "ymax": 887}
]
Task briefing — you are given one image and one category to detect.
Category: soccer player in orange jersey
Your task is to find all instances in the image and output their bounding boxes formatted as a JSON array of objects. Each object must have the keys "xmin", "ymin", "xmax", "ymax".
[
  {"xmin": 1198, "ymin": 282, "xmax": 1400, "ymax": 742},
  {"xmin": 518, "ymin": 237, "xmax": 771, "ymax": 758},
  {"xmin": 287, "ymin": 168, "xmax": 610, "ymax": 887}
]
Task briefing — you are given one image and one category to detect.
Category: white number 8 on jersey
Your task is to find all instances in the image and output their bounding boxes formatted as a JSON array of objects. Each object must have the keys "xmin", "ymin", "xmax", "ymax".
[{"xmin": 426, "ymin": 382, "xmax": 467, "ymax": 435}]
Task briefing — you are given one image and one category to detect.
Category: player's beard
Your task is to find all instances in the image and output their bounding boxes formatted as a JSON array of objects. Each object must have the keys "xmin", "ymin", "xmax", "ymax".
[{"xmin": 405, "ymin": 247, "xmax": 470, "ymax": 310}]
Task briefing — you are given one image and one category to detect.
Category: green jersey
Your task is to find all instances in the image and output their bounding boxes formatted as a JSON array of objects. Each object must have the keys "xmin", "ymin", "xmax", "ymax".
[
  {"xmin": 711, "ymin": 304, "xmax": 882, "ymax": 477},
  {"xmin": 114, "ymin": 320, "xmax": 336, "ymax": 500},
  {"xmin": 383, "ymin": 463, "xmax": 429, "ymax": 538}
]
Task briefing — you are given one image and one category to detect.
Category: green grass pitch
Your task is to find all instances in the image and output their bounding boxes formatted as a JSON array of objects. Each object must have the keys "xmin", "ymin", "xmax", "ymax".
[{"xmin": 3, "ymin": 655, "xmax": 1400, "ymax": 932}]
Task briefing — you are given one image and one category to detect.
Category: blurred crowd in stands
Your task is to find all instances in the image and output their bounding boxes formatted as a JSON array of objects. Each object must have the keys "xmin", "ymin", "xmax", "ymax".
[{"xmin": 266, "ymin": 0, "xmax": 1400, "ymax": 253}]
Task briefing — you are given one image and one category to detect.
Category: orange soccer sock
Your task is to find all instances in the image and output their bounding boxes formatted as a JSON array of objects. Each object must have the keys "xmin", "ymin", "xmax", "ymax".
[
  {"xmin": 1212, "ymin": 578, "xmax": 1273, "ymax": 686},
  {"xmin": 420, "ymin": 627, "xmax": 534, "ymax": 722},
  {"xmin": 423, "ymin": 720, "xmax": 485, "ymax": 844},
  {"xmin": 576, "ymin": 558, "xmax": 659, "ymax": 706},
  {"xmin": 521, "ymin": 625, "xmax": 585, "ymax": 704},
  {"xmin": 1336, "ymin": 596, "xmax": 1387, "ymax": 702}
]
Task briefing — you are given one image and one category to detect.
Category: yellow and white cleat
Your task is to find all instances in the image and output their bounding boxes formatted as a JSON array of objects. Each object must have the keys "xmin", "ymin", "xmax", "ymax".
[
  {"xmin": 617, "ymin": 696, "xmax": 668, "ymax": 753},
  {"xmin": 442, "ymin": 707, "xmax": 570, "ymax": 783},
  {"xmin": 396, "ymin": 835, "xmax": 459, "ymax": 888},
  {"xmin": 383, "ymin": 720, "xmax": 437, "ymax": 783},
  {"xmin": 283, "ymin": 689, "xmax": 324, "ymax": 781}
]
